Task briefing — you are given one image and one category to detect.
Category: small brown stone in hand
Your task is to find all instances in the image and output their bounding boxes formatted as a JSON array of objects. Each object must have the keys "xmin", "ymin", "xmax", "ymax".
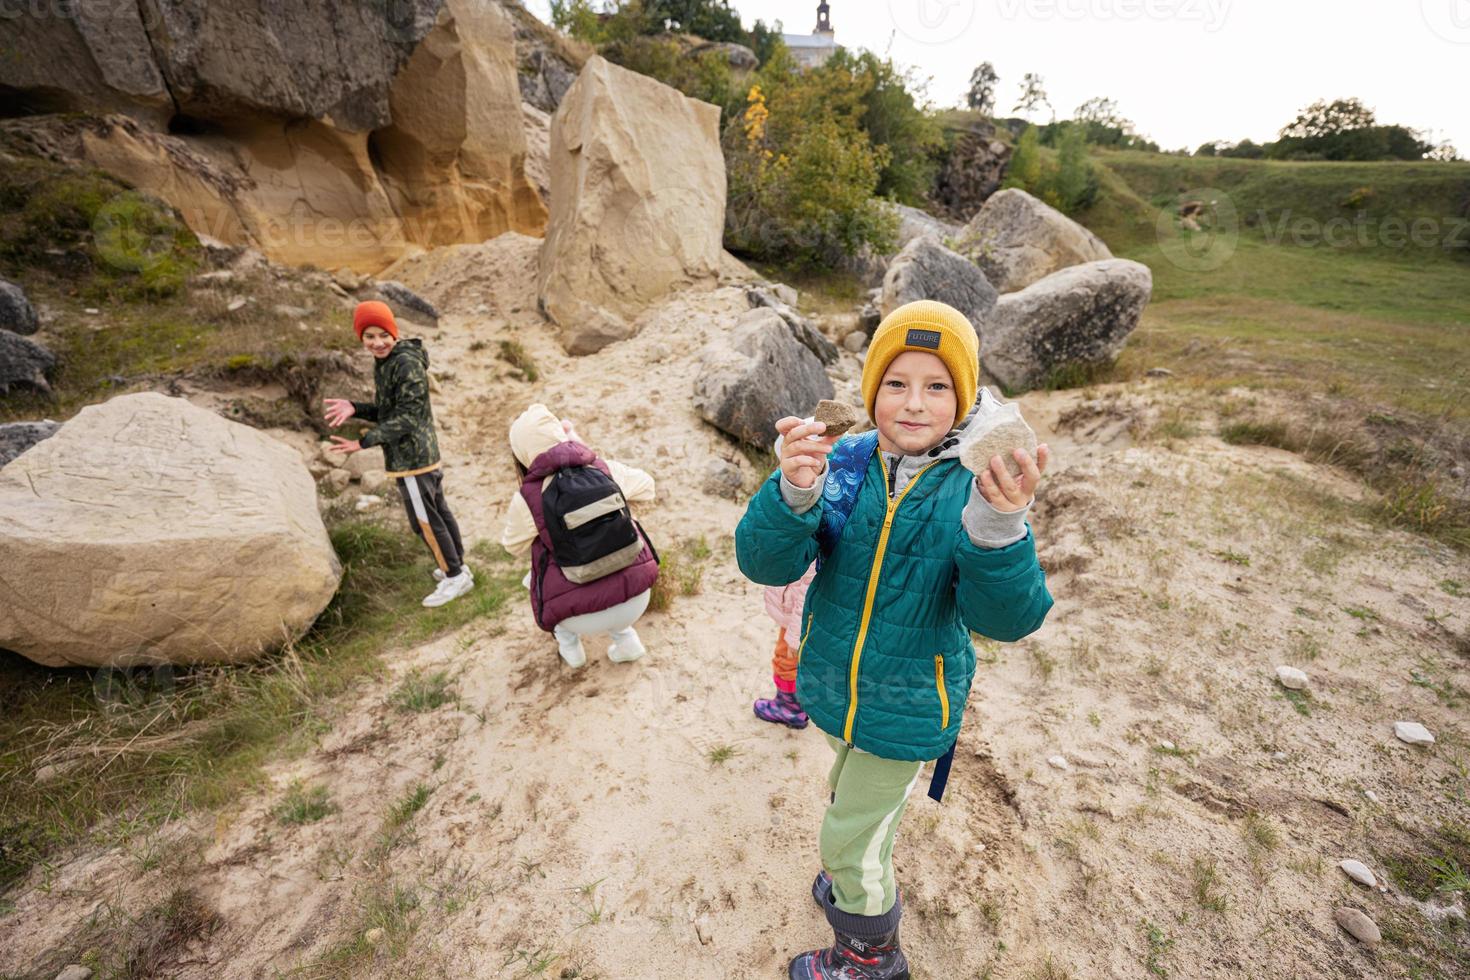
[{"xmin": 813, "ymin": 399, "xmax": 860, "ymax": 438}]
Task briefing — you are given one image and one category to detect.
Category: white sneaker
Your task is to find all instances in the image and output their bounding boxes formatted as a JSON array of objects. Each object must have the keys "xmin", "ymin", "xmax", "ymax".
[
  {"xmin": 423, "ymin": 570, "xmax": 474, "ymax": 608},
  {"xmin": 433, "ymin": 564, "xmax": 473, "ymax": 583},
  {"xmin": 607, "ymin": 630, "xmax": 646, "ymax": 664}
]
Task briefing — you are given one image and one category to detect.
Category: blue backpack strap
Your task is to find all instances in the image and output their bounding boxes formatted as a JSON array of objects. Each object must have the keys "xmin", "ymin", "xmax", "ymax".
[
  {"xmin": 815, "ymin": 430, "xmax": 879, "ymax": 568},
  {"xmin": 927, "ymin": 740, "xmax": 957, "ymax": 803}
]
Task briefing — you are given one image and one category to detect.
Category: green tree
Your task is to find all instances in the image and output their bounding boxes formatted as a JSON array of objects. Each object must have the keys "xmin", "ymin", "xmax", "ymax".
[
  {"xmin": 1013, "ymin": 72, "xmax": 1052, "ymax": 121},
  {"xmin": 1051, "ymin": 121, "xmax": 1095, "ymax": 211},
  {"xmin": 1005, "ymin": 125, "xmax": 1043, "ymax": 192},
  {"xmin": 966, "ymin": 62, "xmax": 998, "ymax": 115},
  {"xmin": 644, "ymin": 0, "xmax": 745, "ymax": 42}
]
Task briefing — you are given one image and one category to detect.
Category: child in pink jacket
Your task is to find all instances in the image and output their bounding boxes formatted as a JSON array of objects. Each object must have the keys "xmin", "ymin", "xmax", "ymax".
[{"xmin": 754, "ymin": 562, "xmax": 817, "ymax": 729}]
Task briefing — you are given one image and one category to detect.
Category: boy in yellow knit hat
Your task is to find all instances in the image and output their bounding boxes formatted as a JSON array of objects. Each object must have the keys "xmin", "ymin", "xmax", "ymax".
[{"xmin": 736, "ymin": 300, "xmax": 1053, "ymax": 979}]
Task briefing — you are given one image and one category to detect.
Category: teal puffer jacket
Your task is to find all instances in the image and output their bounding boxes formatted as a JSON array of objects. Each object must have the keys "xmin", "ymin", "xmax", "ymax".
[{"xmin": 736, "ymin": 453, "xmax": 1053, "ymax": 762}]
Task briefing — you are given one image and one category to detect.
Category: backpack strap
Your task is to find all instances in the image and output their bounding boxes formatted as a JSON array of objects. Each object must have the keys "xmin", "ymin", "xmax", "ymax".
[{"xmin": 814, "ymin": 430, "xmax": 879, "ymax": 569}]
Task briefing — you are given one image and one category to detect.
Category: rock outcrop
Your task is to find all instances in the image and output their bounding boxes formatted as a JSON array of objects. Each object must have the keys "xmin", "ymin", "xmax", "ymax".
[
  {"xmin": 932, "ymin": 121, "xmax": 1012, "ymax": 221},
  {"xmin": 0, "ymin": 393, "xmax": 341, "ymax": 668},
  {"xmin": 0, "ymin": 330, "xmax": 55, "ymax": 397},
  {"xmin": 0, "ymin": 0, "xmax": 545, "ymax": 272},
  {"xmin": 693, "ymin": 309, "xmax": 833, "ymax": 447},
  {"xmin": 981, "ymin": 259, "xmax": 1153, "ymax": 391},
  {"xmin": 0, "ymin": 420, "xmax": 59, "ymax": 468},
  {"xmin": 956, "ymin": 188, "xmax": 1112, "ymax": 293},
  {"xmin": 0, "ymin": 279, "xmax": 40, "ymax": 336},
  {"xmin": 880, "ymin": 236, "xmax": 998, "ymax": 331},
  {"xmin": 538, "ymin": 57, "xmax": 725, "ymax": 355}
]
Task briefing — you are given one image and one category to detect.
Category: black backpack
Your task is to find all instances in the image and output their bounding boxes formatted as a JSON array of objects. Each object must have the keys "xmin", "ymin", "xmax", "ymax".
[{"xmin": 541, "ymin": 464, "xmax": 645, "ymax": 584}]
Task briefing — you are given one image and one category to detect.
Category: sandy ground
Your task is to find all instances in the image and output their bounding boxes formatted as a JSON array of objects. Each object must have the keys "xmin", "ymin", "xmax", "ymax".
[{"xmin": 2, "ymin": 237, "xmax": 1468, "ymax": 979}]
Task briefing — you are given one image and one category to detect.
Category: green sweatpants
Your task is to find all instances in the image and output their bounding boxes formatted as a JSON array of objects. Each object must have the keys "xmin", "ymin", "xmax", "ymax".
[{"xmin": 820, "ymin": 734, "xmax": 925, "ymax": 917}]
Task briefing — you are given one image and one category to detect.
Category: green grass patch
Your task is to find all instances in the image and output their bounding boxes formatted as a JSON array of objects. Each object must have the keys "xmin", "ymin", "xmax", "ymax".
[
  {"xmin": 389, "ymin": 670, "xmax": 456, "ymax": 714},
  {"xmin": 273, "ymin": 782, "xmax": 338, "ymax": 826},
  {"xmin": 648, "ymin": 536, "xmax": 710, "ymax": 613},
  {"xmin": 497, "ymin": 340, "xmax": 540, "ymax": 382},
  {"xmin": 0, "ymin": 524, "xmax": 520, "ymax": 895}
]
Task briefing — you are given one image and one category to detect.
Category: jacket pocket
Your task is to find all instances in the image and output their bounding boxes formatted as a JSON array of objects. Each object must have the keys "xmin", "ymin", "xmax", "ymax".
[{"xmin": 934, "ymin": 655, "xmax": 950, "ymax": 729}]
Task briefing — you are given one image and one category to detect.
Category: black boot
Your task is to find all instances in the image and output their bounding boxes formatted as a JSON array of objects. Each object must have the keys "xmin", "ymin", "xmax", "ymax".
[
  {"xmin": 811, "ymin": 870, "xmax": 832, "ymax": 908},
  {"xmin": 789, "ymin": 889, "xmax": 909, "ymax": 979}
]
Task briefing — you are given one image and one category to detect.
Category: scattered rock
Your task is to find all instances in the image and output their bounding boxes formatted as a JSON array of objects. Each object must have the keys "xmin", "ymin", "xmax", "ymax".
[
  {"xmin": 691, "ymin": 39, "xmax": 758, "ymax": 72},
  {"xmin": 955, "ymin": 188, "xmax": 1113, "ymax": 293},
  {"xmin": 332, "ymin": 268, "xmax": 364, "ymax": 291},
  {"xmin": 377, "ymin": 281, "xmax": 441, "ymax": 324},
  {"xmin": 355, "ymin": 494, "xmax": 384, "ymax": 512},
  {"xmin": 227, "ymin": 296, "xmax": 248, "ymax": 312},
  {"xmin": 0, "ymin": 393, "xmax": 340, "ymax": 667},
  {"xmin": 701, "ymin": 459, "xmax": 744, "ymax": 500},
  {"xmin": 981, "ymin": 258, "xmax": 1153, "ymax": 392},
  {"xmin": 856, "ymin": 302, "xmax": 882, "ymax": 336},
  {"xmin": 538, "ymin": 57, "xmax": 725, "ymax": 353},
  {"xmin": 1339, "ymin": 860, "xmax": 1377, "ymax": 888},
  {"xmin": 324, "ymin": 468, "xmax": 351, "ymax": 493},
  {"xmin": 0, "ymin": 329, "xmax": 56, "ymax": 397},
  {"xmin": 0, "ymin": 278, "xmax": 39, "ymax": 336},
  {"xmin": 0, "ymin": 420, "xmax": 60, "ymax": 468},
  {"xmin": 745, "ymin": 288, "xmax": 839, "ymax": 366},
  {"xmin": 692, "ymin": 308, "xmax": 833, "ymax": 447},
  {"xmin": 1363, "ymin": 790, "xmax": 1380, "ymax": 804},
  {"xmin": 195, "ymin": 269, "xmax": 236, "ymax": 284},
  {"xmin": 842, "ymin": 330, "xmax": 867, "ymax": 353},
  {"xmin": 1145, "ymin": 367, "xmax": 1174, "ymax": 378},
  {"xmin": 771, "ymin": 283, "xmax": 799, "ymax": 307},
  {"xmin": 318, "ymin": 442, "xmax": 348, "ymax": 469},
  {"xmin": 343, "ymin": 446, "xmax": 386, "ymax": 480},
  {"xmin": 1276, "ymin": 666, "xmax": 1309, "ymax": 691},
  {"xmin": 364, "ymin": 927, "xmax": 385, "ymax": 946},
  {"xmin": 84, "ymin": 308, "xmax": 100, "ymax": 315},
  {"xmin": 1271, "ymin": 751, "xmax": 1288, "ymax": 762},
  {"xmin": 273, "ymin": 303, "xmax": 313, "ymax": 319},
  {"xmin": 886, "ymin": 202, "xmax": 964, "ymax": 253},
  {"xmin": 1393, "ymin": 721, "xmax": 1435, "ymax": 745},
  {"xmin": 694, "ymin": 913, "xmax": 714, "ymax": 945},
  {"xmin": 1334, "ymin": 907, "xmax": 1381, "ymax": 946},
  {"xmin": 880, "ymin": 236, "xmax": 998, "ymax": 330},
  {"xmin": 359, "ymin": 470, "xmax": 390, "ymax": 495},
  {"xmin": 1159, "ymin": 740, "xmax": 1175, "ymax": 751},
  {"xmin": 1048, "ymin": 755, "xmax": 1069, "ymax": 771},
  {"xmin": 54, "ymin": 967, "xmax": 92, "ymax": 980}
]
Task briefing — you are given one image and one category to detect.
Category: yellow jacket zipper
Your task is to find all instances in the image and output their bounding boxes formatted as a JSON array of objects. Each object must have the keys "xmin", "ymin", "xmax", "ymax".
[
  {"xmin": 935, "ymin": 655, "xmax": 950, "ymax": 729},
  {"xmin": 842, "ymin": 459, "xmax": 942, "ymax": 744}
]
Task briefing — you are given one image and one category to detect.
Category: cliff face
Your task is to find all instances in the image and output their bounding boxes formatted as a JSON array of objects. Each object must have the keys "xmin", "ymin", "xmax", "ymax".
[{"xmin": 0, "ymin": 0, "xmax": 547, "ymax": 272}]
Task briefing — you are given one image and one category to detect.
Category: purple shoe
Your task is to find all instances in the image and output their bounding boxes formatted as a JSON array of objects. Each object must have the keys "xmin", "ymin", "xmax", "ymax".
[{"xmin": 754, "ymin": 689, "xmax": 809, "ymax": 729}]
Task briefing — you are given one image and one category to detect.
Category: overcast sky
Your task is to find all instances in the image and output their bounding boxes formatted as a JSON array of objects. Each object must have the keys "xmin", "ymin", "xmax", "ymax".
[{"xmin": 521, "ymin": 0, "xmax": 1470, "ymax": 155}]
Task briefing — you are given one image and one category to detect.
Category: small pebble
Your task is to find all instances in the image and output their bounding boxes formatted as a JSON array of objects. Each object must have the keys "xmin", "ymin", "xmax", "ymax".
[
  {"xmin": 227, "ymin": 296, "xmax": 248, "ymax": 312},
  {"xmin": 1363, "ymin": 790, "xmax": 1379, "ymax": 804},
  {"xmin": 694, "ymin": 914, "xmax": 713, "ymax": 946},
  {"xmin": 364, "ymin": 927, "xmax": 384, "ymax": 945},
  {"xmin": 1272, "ymin": 751, "xmax": 1288, "ymax": 762},
  {"xmin": 1047, "ymin": 755, "xmax": 1069, "ymax": 771},
  {"xmin": 1275, "ymin": 665, "xmax": 1309, "ymax": 690},
  {"xmin": 1334, "ymin": 907, "xmax": 1381, "ymax": 946},
  {"xmin": 1339, "ymin": 860, "xmax": 1377, "ymax": 888},
  {"xmin": 84, "ymin": 307, "xmax": 101, "ymax": 315},
  {"xmin": 1159, "ymin": 740, "xmax": 1175, "ymax": 751},
  {"xmin": 1393, "ymin": 721, "xmax": 1435, "ymax": 745},
  {"xmin": 55, "ymin": 967, "xmax": 92, "ymax": 980},
  {"xmin": 355, "ymin": 494, "xmax": 384, "ymax": 512}
]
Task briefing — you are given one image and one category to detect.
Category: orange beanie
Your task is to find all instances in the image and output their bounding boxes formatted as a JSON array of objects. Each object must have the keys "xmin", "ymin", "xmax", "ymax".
[{"xmin": 353, "ymin": 300, "xmax": 399, "ymax": 340}]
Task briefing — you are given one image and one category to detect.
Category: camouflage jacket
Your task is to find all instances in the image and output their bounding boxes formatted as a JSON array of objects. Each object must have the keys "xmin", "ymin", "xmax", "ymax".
[{"xmin": 352, "ymin": 339, "xmax": 441, "ymax": 475}]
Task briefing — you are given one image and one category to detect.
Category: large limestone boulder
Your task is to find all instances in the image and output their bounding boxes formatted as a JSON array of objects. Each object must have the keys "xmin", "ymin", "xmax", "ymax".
[
  {"xmin": 693, "ymin": 309, "xmax": 834, "ymax": 447},
  {"xmin": 0, "ymin": 1, "xmax": 545, "ymax": 273},
  {"xmin": 956, "ymin": 188, "xmax": 1112, "ymax": 293},
  {"xmin": 888, "ymin": 204, "xmax": 963, "ymax": 253},
  {"xmin": 880, "ymin": 236, "xmax": 998, "ymax": 331},
  {"xmin": 0, "ymin": 393, "xmax": 341, "ymax": 668},
  {"xmin": 538, "ymin": 57, "xmax": 726, "ymax": 355},
  {"xmin": 981, "ymin": 259, "xmax": 1153, "ymax": 392}
]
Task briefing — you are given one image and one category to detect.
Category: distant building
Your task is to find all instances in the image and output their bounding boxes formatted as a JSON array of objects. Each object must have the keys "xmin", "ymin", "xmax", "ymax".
[{"xmin": 783, "ymin": 2, "xmax": 838, "ymax": 69}]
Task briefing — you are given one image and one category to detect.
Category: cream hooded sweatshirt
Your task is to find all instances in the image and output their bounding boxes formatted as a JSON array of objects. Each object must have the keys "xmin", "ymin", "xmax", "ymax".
[{"xmin": 500, "ymin": 404, "xmax": 656, "ymax": 560}]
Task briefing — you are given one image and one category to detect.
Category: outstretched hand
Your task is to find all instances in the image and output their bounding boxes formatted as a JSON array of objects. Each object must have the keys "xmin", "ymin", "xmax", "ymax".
[
  {"xmin": 327, "ymin": 436, "xmax": 361, "ymax": 455},
  {"xmin": 775, "ymin": 416, "xmax": 834, "ymax": 490},
  {"xmin": 976, "ymin": 445, "xmax": 1050, "ymax": 513},
  {"xmin": 323, "ymin": 398, "xmax": 355, "ymax": 428}
]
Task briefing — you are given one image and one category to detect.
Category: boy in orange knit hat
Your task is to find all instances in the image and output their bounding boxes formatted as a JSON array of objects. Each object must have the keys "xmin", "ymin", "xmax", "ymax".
[{"xmin": 324, "ymin": 301, "xmax": 473, "ymax": 608}]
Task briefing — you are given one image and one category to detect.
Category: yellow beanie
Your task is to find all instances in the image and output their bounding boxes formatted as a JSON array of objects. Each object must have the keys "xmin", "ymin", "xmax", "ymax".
[{"xmin": 861, "ymin": 300, "xmax": 980, "ymax": 421}]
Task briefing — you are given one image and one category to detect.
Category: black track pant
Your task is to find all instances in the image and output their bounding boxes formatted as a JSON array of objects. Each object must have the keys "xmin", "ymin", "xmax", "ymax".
[{"xmin": 395, "ymin": 469, "xmax": 464, "ymax": 577}]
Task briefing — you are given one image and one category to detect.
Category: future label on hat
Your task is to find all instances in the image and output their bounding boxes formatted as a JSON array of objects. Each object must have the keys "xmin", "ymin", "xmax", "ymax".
[{"xmin": 905, "ymin": 328, "xmax": 941, "ymax": 350}]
